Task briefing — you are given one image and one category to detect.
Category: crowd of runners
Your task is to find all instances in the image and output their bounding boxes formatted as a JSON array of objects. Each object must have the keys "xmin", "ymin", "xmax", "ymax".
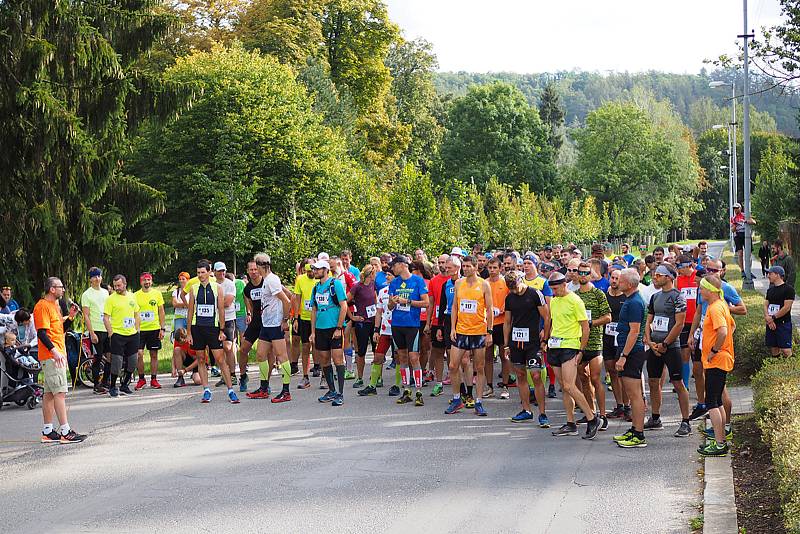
[{"xmin": 13, "ymin": 237, "xmax": 795, "ymax": 455}]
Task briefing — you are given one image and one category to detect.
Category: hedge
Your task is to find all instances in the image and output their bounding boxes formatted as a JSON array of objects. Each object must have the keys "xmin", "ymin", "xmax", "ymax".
[{"xmin": 752, "ymin": 356, "xmax": 800, "ymax": 533}]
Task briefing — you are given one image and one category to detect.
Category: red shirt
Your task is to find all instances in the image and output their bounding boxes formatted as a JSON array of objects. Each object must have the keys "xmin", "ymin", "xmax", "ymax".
[
  {"xmin": 428, "ymin": 274, "xmax": 449, "ymax": 326},
  {"xmin": 175, "ymin": 340, "xmax": 197, "ymax": 357},
  {"xmin": 676, "ymin": 271, "xmax": 698, "ymax": 325}
]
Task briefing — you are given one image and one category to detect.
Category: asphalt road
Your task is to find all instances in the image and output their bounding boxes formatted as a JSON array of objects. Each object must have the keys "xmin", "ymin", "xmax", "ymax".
[{"xmin": 2, "ymin": 248, "xmax": 725, "ymax": 533}]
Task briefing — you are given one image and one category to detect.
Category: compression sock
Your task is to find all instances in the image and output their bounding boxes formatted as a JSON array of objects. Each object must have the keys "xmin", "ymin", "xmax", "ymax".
[
  {"xmin": 259, "ymin": 360, "xmax": 271, "ymax": 391},
  {"xmin": 681, "ymin": 362, "xmax": 691, "ymax": 389},
  {"xmin": 102, "ymin": 361, "xmax": 111, "ymax": 386},
  {"xmin": 280, "ymin": 360, "xmax": 291, "ymax": 386},
  {"xmin": 335, "ymin": 364, "xmax": 346, "ymax": 394},
  {"xmin": 394, "ymin": 366, "xmax": 402, "ymax": 386},
  {"xmin": 324, "ymin": 365, "xmax": 335, "ymax": 392},
  {"xmin": 370, "ymin": 363, "xmax": 382, "ymax": 387},
  {"xmin": 460, "ymin": 383, "xmax": 467, "ymax": 396},
  {"xmin": 91, "ymin": 358, "xmax": 101, "ymax": 384},
  {"xmin": 139, "ymin": 373, "xmax": 145, "ymax": 381},
  {"xmin": 466, "ymin": 385, "xmax": 473, "ymax": 397},
  {"xmin": 344, "ymin": 347, "xmax": 354, "ymax": 371},
  {"xmin": 290, "ymin": 361, "xmax": 298, "ymax": 375},
  {"xmin": 400, "ymin": 366, "xmax": 410, "ymax": 387},
  {"xmin": 413, "ymin": 367, "xmax": 423, "ymax": 390}
]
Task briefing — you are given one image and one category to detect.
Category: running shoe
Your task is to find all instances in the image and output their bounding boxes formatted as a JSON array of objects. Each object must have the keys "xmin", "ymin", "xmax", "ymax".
[
  {"xmin": 674, "ymin": 421, "xmax": 692, "ymax": 438},
  {"xmin": 464, "ymin": 396, "xmax": 476, "ymax": 409},
  {"xmin": 271, "ymin": 391, "xmax": 291, "ymax": 403},
  {"xmin": 376, "ymin": 377, "xmax": 384, "ymax": 388},
  {"xmin": 109, "ymin": 386, "xmax": 119, "ymax": 397},
  {"xmin": 201, "ymin": 389, "xmax": 212, "ymax": 403},
  {"xmin": 617, "ymin": 435, "xmax": 647, "ymax": 448},
  {"xmin": 424, "ymin": 370, "xmax": 435, "ymax": 383},
  {"xmin": 482, "ymin": 386, "xmax": 494, "ymax": 399},
  {"xmin": 604, "ymin": 374, "xmax": 611, "ymax": 386},
  {"xmin": 415, "ymin": 391, "xmax": 424, "ymax": 407},
  {"xmin": 358, "ymin": 385, "xmax": 377, "ymax": 396},
  {"xmin": 215, "ymin": 378, "xmax": 225, "ymax": 387},
  {"xmin": 352, "ymin": 378, "xmax": 364, "ymax": 388},
  {"xmin": 239, "ymin": 374, "xmax": 249, "ymax": 392},
  {"xmin": 246, "ymin": 388, "xmax": 270, "ymax": 399},
  {"xmin": 228, "ymin": 390, "xmax": 240, "ymax": 404},
  {"xmin": 135, "ymin": 378, "xmax": 147, "ymax": 390},
  {"xmin": 552, "ymin": 423, "xmax": 578, "ymax": 437},
  {"xmin": 547, "ymin": 384, "xmax": 557, "ymax": 398},
  {"xmin": 41, "ymin": 431, "xmax": 61, "ymax": 444},
  {"xmin": 538, "ymin": 414, "xmax": 551, "ymax": 428},
  {"xmin": 499, "ymin": 387, "xmax": 510, "ymax": 400},
  {"xmin": 173, "ymin": 375, "xmax": 186, "ymax": 388},
  {"xmin": 297, "ymin": 377, "xmax": 311, "ymax": 389},
  {"xmin": 582, "ymin": 417, "xmax": 600, "ymax": 440},
  {"xmin": 698, "ymin": 441, "xmax": 728, "ymax": 456},
  {"xmin": 318, "ymin": 390, "xmax": 337, "ymax": 403},
  {"xmin": 150, "ymin": 378, "xmax": 162, "ymax": 389},
  {"xmin": 703, "ymin": 426, "xmax": 733, "ymax": 441},
  {"xmin": 608, "ymin": 405, "xmax": 625, "ymax": 419},
  {"xmin": 474, "ymin": 402, "xmax": 487, "ymax": 416},
  {"xmin": 311, "ymin": 367, "xmax": 321, "ymax": 377},
  {"xmin": 442, "ymin": 377, "xmax": 451, "ymax": 386},
  {"xmin": 444, "ymin": 398, "xmax": 464, "ymax": 414},
  {"xmin": 93, "ymin": 385, "xmax": 108, "ymax": 395},
  {"xmin": 430, "ymin": 383, "xmax": 443, "ymax": 397},
  {"xmin": 332, "ymin": 394, "xmax": 344, "ymax": 406},
  {"xmin": 598, "ymin": 415, "xmax": 609, "ymax": 431},
  {"xmin": 613, "ymin": 429, "xmax": 635, "ymax": 442},
  {"xmin": 344, "ymin": 370, "xmax": 356, "ymax": 380},
  {"xmin": 210, "ymin": 366, "xmax": 221, "ymax": 377},
  {"xmin": 511, "ymin": 410, "xmax": 533, "ymax": 423},
  {"xmin": 396, "ymin": 389, "xmax": 413, "ymax": 404},
  {"xmin": 119, "ymin": 384, "xmax": 133, "ymax": 395},
  {"xmin": 388, "ymin": 385, "xmax": 401, "ymax": 396},
  {"xmin": 576, "ymin": 415, "xmax": 589, "ymax": 424},
  {"xmin": 507, "ymin": 376, "xmax": 517, "ymax": 388},
  {"xmin": 59, "ymin": 430, "xmax": 87, "ymax": 444},
  {"xmin": 688, "ymin": 404, "xmax": 708, "ymax": 421},
  {"xmin": 319, "ymin": 376, "xmax": 327, "ymax": 389},
  {"xmin": 643, "ymin": 416, "xmax": 663, "ymax": 430}
]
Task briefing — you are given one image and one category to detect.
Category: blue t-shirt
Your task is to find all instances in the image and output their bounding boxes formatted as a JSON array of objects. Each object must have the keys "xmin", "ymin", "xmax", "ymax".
[
  {"xmin": 388, "ymin": 274, "xmax": 428, "ymax": 327},
  {"xmin": 348, "ymin": 264, "xmax": 361, "ymax": 279},
  {"xmin": 312, "ymin": 277, "xmax": 347, "ymax": 329},
  {"xmin": 593, "ymin": 277, "xmax": 610, "ymax": 294},
  {"xmin": 623, "ymin": 254, "xmax": 635, "ymax": 266},
  {"xmin": 616, "ymin": 290, "xmax": 646, "ymax": 355},
  {"xmin": 443, "ymin": 279, "xmax": 456, "ymax": 316},
  {"xmin": 538, "ymin": 276, "xmax": 553, "ymax": 297},
  {"xmin": 697, "ymin": 280, "xmax": 741, "ymax": 319},
  {"xmin": 375, "ymin": 271, "xmax": 388, "ymax": 293}
]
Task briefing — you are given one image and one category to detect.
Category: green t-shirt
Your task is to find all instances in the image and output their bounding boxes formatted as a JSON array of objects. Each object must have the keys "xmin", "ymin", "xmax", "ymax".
[
  {"xmin": 81, "ymin": 286, "xmax": 109, "ymax": 333},
  {"xmin": 294, "ymin": 274, "xmax": 318, "ymax": 321},
  {"xmin": 235, "ymin": 279, "xmax": 246, "ymax": 318},
  {"xmin": 104, "ymin": 291, "xmax": 139, "ymax": 336},
  {"xmin": 549, "ymin": 291, "xmax": 588, "ymax": 350},
  {"xmin": 134, "ymin": 289, "xmax": 163, "ymax": 332},
  {"xmin": 576, "ymin": 286, "xmax": 612, "ymax": 351}
]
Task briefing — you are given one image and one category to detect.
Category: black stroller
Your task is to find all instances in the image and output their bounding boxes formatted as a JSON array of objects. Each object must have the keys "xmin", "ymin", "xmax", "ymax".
[{"xmin": 0, "ymin": 346, "xmax": 43, "ymax": 410}]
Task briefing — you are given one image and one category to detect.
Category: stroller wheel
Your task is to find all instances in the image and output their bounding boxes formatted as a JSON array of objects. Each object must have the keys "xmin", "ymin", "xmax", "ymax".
[
  {"xmin": 27, "ymin": 396, "xmax": 38, "ymax": 410},
  {"xmin": 15, "ymin": 399, "xmax": 27, "ymax": 407}
]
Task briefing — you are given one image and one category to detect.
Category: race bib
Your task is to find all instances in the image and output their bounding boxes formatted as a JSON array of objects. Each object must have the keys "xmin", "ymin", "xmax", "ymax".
[
  {"xmin": 693, "ymin": 328, "xmax": 701, "ymax": 341},
  {"xmin": 768, "ymin": 304, "xmax": 781, "ymax": 315},
  {"xmin": 397, "ymin": 301, "xmax": 410, "ymax": 312},
  {"xmin": 122, "ymin": 317, "xmax": 135, "ymax": 329},
  {"xmin": 585, "ymin": 309, "xmax": 592, "ymax": 321},
  {"xmin": 250, "ymin": 288, "xmax": 263, "ymax": 301},
  {"xmin": 304, "ymin": 299, "xmax": 312, "ymax": 311},
  {"xmin": 139, "ymin": 311, "xmax": 154, "ymax": 322},
  {"xmin": 511, "ymin": 327, "xmax": 530, "ymax": 342},
  {"xmin": 547, "ymin": 337, "xmax": 563, "ymax": 348},
  {"xmin": 681, "ymin": 287, "xmax": 697, "ymax": 301},
  {"xmin": 459, "ymin": 299, "xmax": 478, "ymax": 314},
  {"xmin": 493, "ymin": 307, "xmax": 501, "ymax": 318},
  {"xmin": 235, "ymin": 302, "xmax": 241, "ymax": 312},
  {"xmin": 652, "ymin": 315, "xmax": 670, "ymax": 333},
  {"xmin": 197, "ymin": 304, "xmax": 214, "ymax": 318},
  {"xmin": 366, "ymin": 305, "xmax": 377, "ymax": 318},
  {"xmin": 315, "ymin": 293, "xmax": 330, "ymax": 307},
  {"xmin": 605, "ymin": 322, "xmax": 618, "ymax": 336}
]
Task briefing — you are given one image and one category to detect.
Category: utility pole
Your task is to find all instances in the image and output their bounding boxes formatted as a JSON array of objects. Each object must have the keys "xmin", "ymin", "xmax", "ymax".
[{"xmin": 741, "ymin": 0, "xmax": 755, "ymax": 290}]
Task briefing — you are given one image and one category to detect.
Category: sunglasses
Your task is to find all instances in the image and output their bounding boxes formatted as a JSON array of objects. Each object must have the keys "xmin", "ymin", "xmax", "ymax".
[
  {"xmin": 567, "ymin": 268, "xmax": 578, "ymax": 273},
  {"xmin": 256, "ymin": 261, "xmax": 269, "ymax": 267},
  {"xmin": 577, "ymin": 270, "xmax": 591, "ymax": 276},
  {"xmin": 706, "ymin": 268, "xmax": 721, "ymax": 273}
]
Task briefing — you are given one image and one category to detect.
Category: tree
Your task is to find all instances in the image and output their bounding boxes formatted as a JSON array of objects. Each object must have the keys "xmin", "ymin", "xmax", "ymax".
[
  {"xmin": 752, "ymin": 140, "xmax": 799, "ymax": 241},
  {"xmin": 438, "ymin": 82, "xmax": 556, "ymax": 194},
  {"xmin": 0, "ymin": 0, "xmax": 188, "ymax": 304},
  {"xmin": 538, "ymin": 81, "xmax": 566, "ymax": 153}
]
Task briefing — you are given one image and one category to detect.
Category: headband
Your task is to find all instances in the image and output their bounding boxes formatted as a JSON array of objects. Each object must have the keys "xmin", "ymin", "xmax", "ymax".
[{"xmin": 700, "ymin": 277, "xmax": 723, "ymax": 297}]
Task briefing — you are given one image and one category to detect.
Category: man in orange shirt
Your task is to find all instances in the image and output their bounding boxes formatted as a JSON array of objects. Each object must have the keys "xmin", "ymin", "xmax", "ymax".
[
  {"xmin": 698, "ymin": 275, "xmax": 735, "ymax": 457},
  {"xmin": 486, "ymin": 257, "xmax": 509, "ymax": 399},
  {"xmin": 33, "ymin": 277, "xmax": 86, "ymax": 444}
]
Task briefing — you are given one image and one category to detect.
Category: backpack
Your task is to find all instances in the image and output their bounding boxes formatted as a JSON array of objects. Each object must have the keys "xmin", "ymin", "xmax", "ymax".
[{"xmin": 312, "ymin": 278, "xmax": 340, "ymax": 309}]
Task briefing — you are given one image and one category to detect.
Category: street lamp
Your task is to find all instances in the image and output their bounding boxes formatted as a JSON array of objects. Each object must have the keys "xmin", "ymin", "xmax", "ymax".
[{"xmin": 711, "ymin": 122, "xmax": 736, "ymax": 250}]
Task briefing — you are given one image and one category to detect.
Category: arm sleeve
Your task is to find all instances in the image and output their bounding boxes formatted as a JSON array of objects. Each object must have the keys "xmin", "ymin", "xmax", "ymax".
[{"xmin": 37, "ymin": 328, "xmax": 55, "ymax": 351}]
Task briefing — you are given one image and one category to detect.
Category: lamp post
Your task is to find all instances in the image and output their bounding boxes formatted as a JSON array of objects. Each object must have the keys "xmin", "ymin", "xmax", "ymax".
[
  {"xmin": 712, "ymin": 123, "xmax": 735, "ymax": 250},
  {"xmin": 741, "ymin": 0, "xmax": 755, "ymax": 290}
]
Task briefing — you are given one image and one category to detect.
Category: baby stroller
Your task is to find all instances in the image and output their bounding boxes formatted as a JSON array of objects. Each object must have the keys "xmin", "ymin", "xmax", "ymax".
[{"xmin": 0, "ymin": 346, "xmax": 43, "ymax": 410}]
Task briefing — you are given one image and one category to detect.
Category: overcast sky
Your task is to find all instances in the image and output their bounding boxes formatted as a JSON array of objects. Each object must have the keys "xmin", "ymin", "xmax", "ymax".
[{"xmin": 385, "ymin": 0, "xmax": 785, "ymax": 74}]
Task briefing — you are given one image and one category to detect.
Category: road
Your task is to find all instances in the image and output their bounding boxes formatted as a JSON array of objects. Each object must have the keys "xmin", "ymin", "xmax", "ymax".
[{"xmin": 1, "ymin": 252, "xmax": 720, "ymax": 534}]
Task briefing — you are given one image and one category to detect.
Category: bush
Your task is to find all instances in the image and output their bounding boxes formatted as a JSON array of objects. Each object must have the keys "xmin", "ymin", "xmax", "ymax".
[{"xmin": 752, "ymin": 356, "xmax": 800, "ymax": 533}]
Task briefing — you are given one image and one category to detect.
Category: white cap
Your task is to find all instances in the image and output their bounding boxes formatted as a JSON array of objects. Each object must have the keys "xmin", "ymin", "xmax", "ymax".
[
  {"xmin": 213, "ymin": 261, "xmax": 226, "ymax": 271},
  {"xmin": 312, "ymin": 260, "xmax": 330, "ymax": 270},
  {"xmin": 450, "ymin": 247, "xmax": 463, "ymax": 257},
  {"xmin": 318, "ymin": 252, "xmax": 330, "ymax": 261}
]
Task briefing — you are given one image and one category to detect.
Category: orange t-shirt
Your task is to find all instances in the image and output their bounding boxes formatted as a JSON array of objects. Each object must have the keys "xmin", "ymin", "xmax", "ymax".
[
  {"xmin": 454, "ymin": 277, "xmax": 488, "ymax": 335},
  {"xmin": 488, "ymin": 277, "xmax": 509, "ymax": 326},
  {"xmin": 33, "ymin": 298, "xmax": 66, "ymax": 361},
  {"xmin": 702, "ymin": 299, "xmax": 735, "ymax": 371}
]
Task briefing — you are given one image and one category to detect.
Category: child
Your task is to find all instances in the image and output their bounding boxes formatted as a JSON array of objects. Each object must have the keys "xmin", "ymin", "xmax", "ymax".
[{"xmin": 172, "ymin": 328, "xmax": 201, "ymax": 388}]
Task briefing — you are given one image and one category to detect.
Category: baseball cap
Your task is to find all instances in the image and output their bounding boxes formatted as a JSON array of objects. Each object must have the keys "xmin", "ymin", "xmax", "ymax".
[
  {"xmin": 767, "ymin": 265, "xmax": 786, "ymax": 278},
  {"xmin": 484, "ymin": 252, "xmax": 494, "ymax": 259},
  {"xmin": 733, "ymin": 202, "xmax": 742, "ymax": 209},
  {"xmin": 88, "ymin": 267, "xmax": 102, "ymax": 278},
  {"xmin": 318, "ymin": 252, "xmax": 330, "ymax": 262},
  {"xmin": 390, "ymin": 255, "xmax": 410, "ymax": 267},
  {"xmin": 450, "ymin": 247, "xmax": 464, "ymax": 257},
  {"xmin": 539, "ymin": 262, "xmax": 555, "ymax": 273},
  {"xmin": 544, "ymin": 245, "xmax": 553, "ymax": 251},
  {"xmin": 213, "ymin": 261, "xmax": 226, "ymax": 271},
  {"xmin": 312, "ymin": 260, "xmax": 330, "ymax": 270}
]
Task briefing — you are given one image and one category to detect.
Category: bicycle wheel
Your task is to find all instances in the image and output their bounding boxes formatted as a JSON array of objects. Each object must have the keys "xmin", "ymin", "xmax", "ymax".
[{"xmin": 76, "ymin": 355, "xmax": 95, "ymax": 388}]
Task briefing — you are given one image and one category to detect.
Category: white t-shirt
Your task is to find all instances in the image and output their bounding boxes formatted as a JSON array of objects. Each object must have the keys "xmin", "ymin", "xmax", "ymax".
[
  {"xmin": 378, "ymin": 286, "xmax": 392, "ymax": 335},
  {"xmin": 219, "ymin": 278, "xmax": 237, "ymax": 322},
  {"xmin": 260, "ymin": 272, "xmax": 284, "ymax": 328},
  {"xmin": 172, "ymin": 288, "xmax": 188, "ymax": 318},
  {"xmin": 638, "ymin": 283, "xmax": 658, "ymax": 307}
]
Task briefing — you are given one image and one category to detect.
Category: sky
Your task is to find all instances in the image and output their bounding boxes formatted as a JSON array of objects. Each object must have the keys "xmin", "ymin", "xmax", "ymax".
[{"xmin": 385, "ymin": 0, "xmax": 785, "ymax": 74}]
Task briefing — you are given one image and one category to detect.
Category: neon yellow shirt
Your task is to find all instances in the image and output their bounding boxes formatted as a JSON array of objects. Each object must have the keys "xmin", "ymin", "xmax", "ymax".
[
  {"xmin": 104, "ymin": 291, "xmax": 139, "ymax": 336},
  {"xmin": 549, "ymin": 291, "xmax": 587, "ymax": 350},
  {"xmin": 134, "ymin": 289, "xmax": 164, "ymax": 332},
  {"xmin": 293, "ymin": 274, "xmax": 319, "ymax": 321}
]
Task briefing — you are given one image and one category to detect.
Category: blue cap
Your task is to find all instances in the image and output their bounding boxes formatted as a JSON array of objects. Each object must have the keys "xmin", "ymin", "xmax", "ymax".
[
  {"xmin": 484, "ymin": 252, "xmax": 493, "ymax": 259},
  {"xmin": 767, "ymin": 265, "xmax": 786, "ymax": 279},
  {"xmin": 88, "ymin": 267, "xmax": 102, "ymax": 278}
]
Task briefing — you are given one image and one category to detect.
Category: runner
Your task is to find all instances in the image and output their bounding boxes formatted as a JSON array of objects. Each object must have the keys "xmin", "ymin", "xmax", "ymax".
[
  {"xmin": 388, "ymin": 255, "xmax": 430, "ymax": 407},
  {"xmin": 425, "ymin": 254, "xmax": 451, "ymax": 397},
  {"xmin": 80, "ymin": 267, "xmax": 110, "ymax": 394},
  {"xmin": 213, "ymin": 262, "xmax": 238, "ymax": 387},
  {"xmin": 172, "ymin": 327, "xmax": 201, "ymax": 387},
  {"xmin": 642, "ymin": 264, "xmax": 692, "ymax": 437},
  {"xmin": 446, "ymin": 255, "xmax": 493, "ymax": 416},
  {"xmin": 676, "ymin": 255, "xmax": 701, "ymax": 410},
  {"xmin": 612, "ymin": 268, "xmax": 648, "ymax": 448},
  {"xmin": 238, "ymin": 260, "xmax": 264, "ymax": 392},
  {"xmin": 133, "ymin": 273, "xmax": 165, "ymax": 390},
  {"xmin": 348, "ymin": 265, "xmax": 377, "ymax": 389},
  {"xmin": 411, "ymin": 261, "xmax": 433, "ymax": 387},
  {"xmin": 359, "ymin": 270, "xmax": 394, "ymax": 396},
  {"xmin": 486, "ymin": 257, "xmax": 510, "ymax": 399},
  {"xmin": 234, "ymin": 272, "xmax": 247, "ymax": 352},
  {"xmin": 575, "ymin": 261, "xmax": 611, "ymax": 431},
  {"xmin": 521, "ymin": 254, "xmax": 557, "ymax": 398},
  {"xmin": 603, "ymin": 267, "xmax": 630, "ymax": 420},
  {"xmin": 293, "ymin": 259, "xmax": 319, "ymax": 385},
  {"xmin": 731, "ymin": 203, "xmax": 756, "ymax": 275},
  {"xmin": 764, "ymin": 265, "xmax": 794, "ymax": 357},
  {"xmin": 103, "ymin": 275, "xmax": 141, "ymax": 397},
  {"xmin": 310, "ymin": 259, "xmax": 349, "ymax": 406},
  {"xmin": 185, "ymin": 260, "xmax": 239, "ymax": 404},
  {"xmin": 341, "ymin": 249, "xmax": 361, "ymax": 279},
  {"xmin": 503, "ymin": 271, "xmax": 551, "ymax": 427}
]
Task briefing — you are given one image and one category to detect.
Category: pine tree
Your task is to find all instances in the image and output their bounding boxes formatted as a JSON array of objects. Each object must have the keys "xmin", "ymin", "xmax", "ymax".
[
  {"xmin": 538, "ymin": 81, "xmax": 566, "ymax": 152},
  {"xmin": 0, "ymin": 0, "xmax": 193, "ymax": 304}
]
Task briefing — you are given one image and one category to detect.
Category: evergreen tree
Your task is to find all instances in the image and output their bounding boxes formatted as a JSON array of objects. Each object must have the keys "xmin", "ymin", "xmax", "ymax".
[{"xmin": 538, "ymin": 81, "xmax": 565, "ymax": 152}]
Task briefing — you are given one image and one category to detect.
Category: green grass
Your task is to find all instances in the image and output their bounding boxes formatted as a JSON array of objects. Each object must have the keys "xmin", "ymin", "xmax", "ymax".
[{"xmin": 689, "ymin": 515, "xmax": 704, "ymax": 532}]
